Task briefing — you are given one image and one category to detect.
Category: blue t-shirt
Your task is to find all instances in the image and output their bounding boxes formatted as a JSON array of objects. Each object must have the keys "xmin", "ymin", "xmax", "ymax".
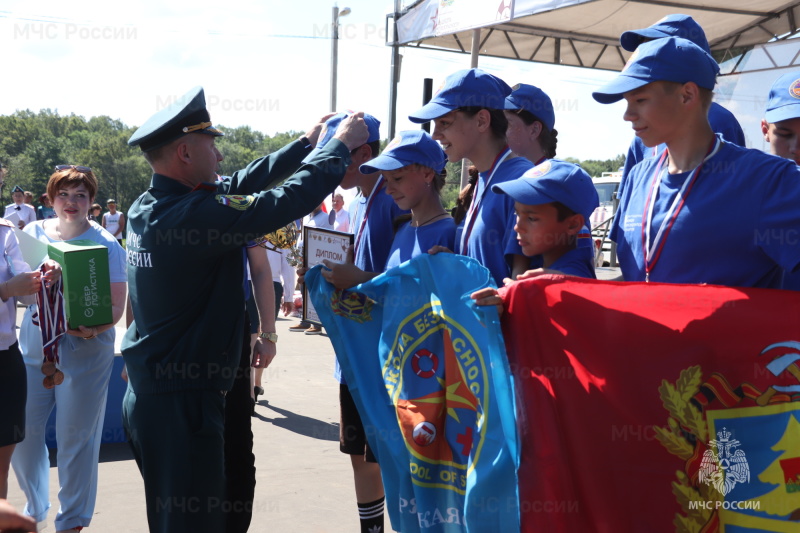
[
  {"xmin": 620, "ymin": 102, "xmax": 745, "ymax": 198},
  {"xmin": 337, "ymin": 179, "xmax": 408, "ymax": 383},
  {"xmin": 349, "ymin": 179, "xmax": 408, "ymax": 272},
  {"xmin": 384, "ymin": 217, "xmax": 456, "ymax": 271},
  {"xmin": 610, "ymin": 138, "xmax": 800, "ymax": 287},
  {"xmin": 549, "ymin": 246, "xmax": 597, "ymax": 279},
  {"xmin": 459, "ymin": 155, "xmax": 532, "ymax": 286},
  {"xmin": 20, "ymin": 221, "xmax": 127, "ymax": 365},
  {"xmin": 782, "ymin": 270, "xmax": 800, "ymax": 291}
]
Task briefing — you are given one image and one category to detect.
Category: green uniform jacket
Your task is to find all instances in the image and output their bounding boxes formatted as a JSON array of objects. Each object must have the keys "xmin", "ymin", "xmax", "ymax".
[{"xmin": 122, "ymin": 138, "xmax": 351, "ymax": 394}]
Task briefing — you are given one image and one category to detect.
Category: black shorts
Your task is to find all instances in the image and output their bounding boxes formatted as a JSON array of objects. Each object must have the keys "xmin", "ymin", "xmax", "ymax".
[
  {"xmin": 0, "ymin": 343, "xmax": 26, "ymax": 447},
  {"xmin": 339, "ymin": 384, "xmax": 377, "ymax": 463},
  {"xmin": 245, "ymin": 282, "xmax": 259, "ymax": 335},
  {"xmin": 273, "ymin": 281, "xmax": 283, "ymax": 320}
]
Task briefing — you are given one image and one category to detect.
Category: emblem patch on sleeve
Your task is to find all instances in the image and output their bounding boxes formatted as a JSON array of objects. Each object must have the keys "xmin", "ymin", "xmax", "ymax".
[{"xmin": 215, "ymin": 194, "xmax": 255, "ymax": 210}]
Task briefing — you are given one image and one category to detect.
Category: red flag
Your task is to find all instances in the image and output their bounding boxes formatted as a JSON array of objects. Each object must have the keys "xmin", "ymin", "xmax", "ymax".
[{"xmin": 499, "ymin": 277, "xmax": 800, "ymax": 533}]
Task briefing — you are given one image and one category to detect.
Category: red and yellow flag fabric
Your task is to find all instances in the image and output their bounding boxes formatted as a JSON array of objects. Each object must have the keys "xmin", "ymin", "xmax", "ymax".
[{"xmin": 499, "ymin": 277, "xmax": 800, "ymax": 533}]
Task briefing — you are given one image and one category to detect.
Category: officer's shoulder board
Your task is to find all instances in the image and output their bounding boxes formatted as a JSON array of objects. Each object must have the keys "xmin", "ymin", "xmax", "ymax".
[{"xmin": 0, "ymin": 218, "xmax": 15, "ymax": 228}]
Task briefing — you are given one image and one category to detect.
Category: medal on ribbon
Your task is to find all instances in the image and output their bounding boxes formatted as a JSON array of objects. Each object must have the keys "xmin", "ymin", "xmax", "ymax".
[{"xmin": 33, "ymin": 264, "xmax": 66, "ymax": 388}]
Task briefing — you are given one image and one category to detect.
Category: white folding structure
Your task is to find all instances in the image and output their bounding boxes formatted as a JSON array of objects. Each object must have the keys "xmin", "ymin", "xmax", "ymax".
[{"xmin": 393, "ymin": 0, "xmax": 800, "ymax": 72}]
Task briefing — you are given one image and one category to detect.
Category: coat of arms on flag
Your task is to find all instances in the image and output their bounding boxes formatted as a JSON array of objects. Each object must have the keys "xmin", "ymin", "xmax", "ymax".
[{"xmin": 498, "ymin": 276, "xmax": 800, "ymax": 533}]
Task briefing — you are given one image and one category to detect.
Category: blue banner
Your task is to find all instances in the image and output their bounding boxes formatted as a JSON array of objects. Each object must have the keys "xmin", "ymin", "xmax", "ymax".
[{"xmin": 306, "ymin": 254, "xmax": 519, "ymax": 532}]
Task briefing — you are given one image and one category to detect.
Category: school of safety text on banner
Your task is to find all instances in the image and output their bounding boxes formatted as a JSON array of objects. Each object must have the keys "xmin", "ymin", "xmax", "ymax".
[{"xmin": 306, "ymin": 254, "xmax": 520, "ymax": 533}]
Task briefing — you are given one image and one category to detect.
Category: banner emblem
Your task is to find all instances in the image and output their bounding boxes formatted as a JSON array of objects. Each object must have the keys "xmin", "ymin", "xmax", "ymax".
[{"xmin": 383, "ymin": 303, "xmax": 488, "ymax": 495}]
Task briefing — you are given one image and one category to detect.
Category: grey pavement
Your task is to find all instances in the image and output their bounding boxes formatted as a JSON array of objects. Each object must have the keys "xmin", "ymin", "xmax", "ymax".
[{"xmin": 6, "ymin": 314, "xmax": 363, "ymax": 532}]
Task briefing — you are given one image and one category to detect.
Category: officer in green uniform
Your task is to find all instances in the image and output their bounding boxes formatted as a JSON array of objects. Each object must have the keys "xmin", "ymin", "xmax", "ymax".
[{"xmin": 122, "ymin": 86, "xmax": 368, "ymax": 533}]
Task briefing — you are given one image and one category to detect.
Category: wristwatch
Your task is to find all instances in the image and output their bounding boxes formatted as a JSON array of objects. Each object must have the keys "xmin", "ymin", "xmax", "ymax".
[{"xmin": 258, "ymin": 331, "xmax": 278, "ymax": 343}]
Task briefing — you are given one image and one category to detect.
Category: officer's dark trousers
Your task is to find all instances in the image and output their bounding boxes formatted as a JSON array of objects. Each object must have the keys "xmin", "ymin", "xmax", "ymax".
[
  {"xmin": 123, "ymin": 387, "xmax": 226, "ymax": 533},
  {"xmin": 224, "ymin": 312, "xmax": 257, "ymax": 533}
]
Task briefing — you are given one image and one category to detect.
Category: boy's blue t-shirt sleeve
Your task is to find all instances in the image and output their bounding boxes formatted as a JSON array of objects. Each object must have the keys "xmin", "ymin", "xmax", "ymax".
[{"xmin": 549, "ymin": 246, "xmax": 596, "ymax": 279}]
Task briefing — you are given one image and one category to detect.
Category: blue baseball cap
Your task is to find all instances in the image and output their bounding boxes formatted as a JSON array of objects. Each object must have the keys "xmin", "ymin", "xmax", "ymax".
[
  {"xmin": 304, "ymin": 111, "xmax": 381, "ymax": 162},
  {"xmin": 764, "ymin": 72, "xmax": 800, "ymax": 124},
  {"xmin": 492, "ymin": 160, "xmax": 599, "ymax": 223},
  {"xmin": 128, "ymin": 86, "xmax": 224, "ymax": 152},
  {"xmin": 620, "ymin": 14, "xmax": 711, "ymax": 54},
  {"xmin": 592, "ymin": 37, "xmax": 719, "ymax": 104},
  {"xmin": 359, "ymin": 130, "xmax": 446, "ymax": 175},
  {"xmin": 504, "ymin": 83, "xmax": 556, "ymax": 130},
  {"xmin": 408, "ymin": 69, "xmax": 511, "ymax": 123}
]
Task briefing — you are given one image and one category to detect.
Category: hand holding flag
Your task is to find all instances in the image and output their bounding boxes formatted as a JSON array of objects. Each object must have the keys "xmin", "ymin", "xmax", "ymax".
[{"xmin": 320, "ymin": 245, "xmax": 377, "ymax": 289}]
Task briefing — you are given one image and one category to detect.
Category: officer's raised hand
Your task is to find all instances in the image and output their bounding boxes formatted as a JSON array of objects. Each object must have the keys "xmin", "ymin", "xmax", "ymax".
[
  {"xmin": 304, "ymin": 113, "xmax": 337, "ymax": 148},
  {"xmin": 332, "ymin": 111, "xmax": 370, "ymax": 151},
  {"xmin": 321, "ymin": 245, "xmax": 376, "ymax": 290}
]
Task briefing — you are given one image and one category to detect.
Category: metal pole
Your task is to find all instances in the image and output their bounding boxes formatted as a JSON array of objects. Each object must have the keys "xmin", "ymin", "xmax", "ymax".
[
  {"xmin": 387, "ymin": 0, "xmax": 402, "ymax": 139},
  {"xmin": 330, "ymin": 5, "xmax": 339, "ymax": 113},
  {"xmin": 461, "ymin": 28, "xmax": 481, "ymax": 188},
  {"xmin": 421, "ymin": 78, "xmax": 433, "ymax": 134}
]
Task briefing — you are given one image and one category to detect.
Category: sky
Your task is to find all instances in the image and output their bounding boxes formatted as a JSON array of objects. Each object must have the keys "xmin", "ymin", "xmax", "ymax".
[{"xmin": 0, "ymin": 0, "xmax": 789, "ymax": 162}]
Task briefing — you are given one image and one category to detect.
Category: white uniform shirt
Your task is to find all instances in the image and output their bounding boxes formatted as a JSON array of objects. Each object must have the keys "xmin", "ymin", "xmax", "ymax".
[
  {"xmin": 0, "ymin": 220, "xmax": 33, "ymax": 349},
  {"xmin": 333, "ymin": 208, "xmax": 350, "ymax": 233},
  {"xmin": 267, "ymin": 247, "xmax": 296, "ymax": 288},
  {"xmin": 4, "ymin": 203, "xmax": 37, "ymax": 227}
]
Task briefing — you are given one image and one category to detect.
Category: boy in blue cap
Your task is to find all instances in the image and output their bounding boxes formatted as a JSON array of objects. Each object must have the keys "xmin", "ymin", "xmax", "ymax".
[
  {"xmin": 491, "ymin": 159, "xmax": 599, "ymax": 278},
  {"xmin": 761, "ymin": 71, "xmax": 800, "ymax": 290},
  {"xmin": 471, "ymin": 159, "xmax": 599, "ymax": 310},
  {"xmin": 301, "ymin": 111, "xmax": 398, "ymax": 533},
  {"xmin": 593, "ymin": 37, "xmax": 800, "ymax": 287},
  {"xmin": 408, "ymin": 68, "xmax": 533, "ymax": 286},
  {"xmin": 762, "ymin": 71, "xmax": 800, "ymax": 167},
  {"xmin": 618, "ymin": 15, "xmax": 744, "ymax": 192}
]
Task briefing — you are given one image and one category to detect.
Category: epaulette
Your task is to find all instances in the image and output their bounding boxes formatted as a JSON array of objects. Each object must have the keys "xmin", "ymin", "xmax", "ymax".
[{"xmin": 0, "ymin": 218, "xmax": 15, "ymax": 228}]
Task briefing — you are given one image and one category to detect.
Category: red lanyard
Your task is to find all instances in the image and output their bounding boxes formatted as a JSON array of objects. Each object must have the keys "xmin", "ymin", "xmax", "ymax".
[
  {"xmin": 460, "ymin": 147, "xmax": 512, "ymax": 254},
  {"xmin": 353, "ymin": 176, "xmax": 385, "ymax": 256},
  {"xmin": 641, "ymin": 137, "xmax": 720, "ymax": 282}
]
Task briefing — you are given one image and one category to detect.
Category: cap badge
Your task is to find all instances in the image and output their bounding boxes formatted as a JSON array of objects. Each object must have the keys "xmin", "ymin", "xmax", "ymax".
[
  {"xmin": 789, "ymin": 79, "xmax": 800, "ymax": 99},
  {"xmin": 386, "ymin": 135, "xmax": 403, "ymax": 150},
  {"xmin": 529, "ymin": 160, "xmax": 552, "ymax": 178}
]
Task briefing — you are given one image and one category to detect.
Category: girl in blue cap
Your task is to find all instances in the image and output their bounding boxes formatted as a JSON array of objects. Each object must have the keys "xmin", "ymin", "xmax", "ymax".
[
  {"xmin": 321, "ymin": 129, "xmax": 454, "ymax": 283},
  {"xmin": 503, "ymin": 83, "xmax": 558, "ymax": 165},
  {"xmin": 319, "ymin": 130, "xmax": 453, "ymax": 533},
  {"xmin": 408, "ymin": 68, "xmax": 533, "ymax": 287}
]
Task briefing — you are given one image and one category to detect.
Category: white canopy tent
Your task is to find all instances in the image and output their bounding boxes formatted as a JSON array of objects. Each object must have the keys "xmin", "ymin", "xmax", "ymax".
[{"xmin": 393, "ymin": 0, "xmax": 800, "ymax": 72}]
